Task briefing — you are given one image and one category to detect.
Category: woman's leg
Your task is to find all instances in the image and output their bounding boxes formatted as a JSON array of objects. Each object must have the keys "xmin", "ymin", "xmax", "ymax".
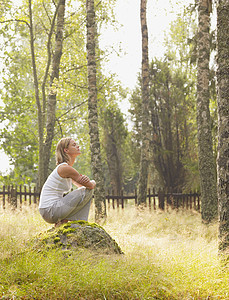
[
  {"xmin": 66, "ymin": 200, "xmax": 91, "ymax": 221},
  {"xmin": 50, "ymin": 188, "xmax": 93, "ymax": 223},
  {"xmin": 65, "ymin": 189, "xmax": 93, "ymax": 221}
]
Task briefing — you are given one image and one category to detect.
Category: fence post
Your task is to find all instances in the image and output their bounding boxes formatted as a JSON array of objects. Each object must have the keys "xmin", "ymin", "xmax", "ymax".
[
  {"xmin": 29, "ymin": 186, "xmax": 32, "ymax": 205},
  {"xmin": 153, "ymin": 187, "xmax": 156, "ymax": 210},
  {"xmin": 135, "ymin": 189, "xmax": 137, "ymax": 206},
  {"xmin": 171, "ymin": 189, "xmax": 174, "ymax": 209},
  {"xmin": 107, "ymin": 189, "xmax": 110, "ymax": 210},
  {"xmin": 121, "ymin": 190, "xmax": 124, "ymax": 209},
  {"xmin": 167, "ymin": 187, "xmax": 172, "ymax": 207},
  {"xmin": 24, "ymin": 186, "xmax": 27, "ymax": 204},
  {"xmin": 176, "ymin": 190, "xmax": 179, "ymax": 209},
  {"xmin": 112, "ymin": 189, "xmax": 115, "ymax": 209},
  {"xmin": 165, "ymin": 187, "xmax": 168, "ymax": 211},
  {"xmin": 33, "ymin": 186, "xmax": 37, "ymax": 204},
  {"xmin": 158, "ymin": 188, "xmax": 165, "ymax": 210},
  {"xmin": 117, "ymin": 191, "xmax": 120, "ymax": 209},
  {"xmin": 193, "ymin": 191, "xmax": 196, "ymax": 210},
  {"xmin": 3, "ymin": 185, "xmax": 5, "ymax": 209},
  {"xmin": 35, "ymin": 186, "xmax": 40, "ymax": 204},
  {"xmin": 7, "ymin": 185, "xmax": 10, "ymax": 203},
  {"xmin": 19, "ymin": 185, "xmax": 23, "ymax": 209},
  {"xmin": 10, "ymin": 186, "xmax": 17, "ymax": 209},
  {"xmin": 185, "ymin": 192, "xmax": 188, "ymax": 210},
  {"xmin": 197, "ymin": 192, "xmax": 200, "ymax": 211},
  {"xmin": 182, "ymin": 192, "xmax": 185, "ymax": 209},
  {"xmin": 148, "ymin": 188, "xmax": 151, "ymax": 209}
]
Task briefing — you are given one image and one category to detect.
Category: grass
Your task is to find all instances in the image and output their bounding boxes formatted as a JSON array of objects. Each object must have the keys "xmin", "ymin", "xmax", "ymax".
[{"xmin": 0, "ymin": 205, "xmax": 229, "ymax": 299}]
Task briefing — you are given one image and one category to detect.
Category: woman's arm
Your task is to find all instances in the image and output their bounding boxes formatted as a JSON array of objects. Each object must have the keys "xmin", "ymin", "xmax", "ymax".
[
  {"xmin": 57, "ymin": 165, "xmax": 96, "ymax": 189},
  {"xmin": 72, "ymin": 175, "xmax": 91, "ymax": 188}
]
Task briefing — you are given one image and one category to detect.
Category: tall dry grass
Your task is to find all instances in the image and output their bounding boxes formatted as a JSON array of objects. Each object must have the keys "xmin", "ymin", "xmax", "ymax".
[{"xmin": 0, "ymin": 204, "xmax": 228, "ymax": 299}]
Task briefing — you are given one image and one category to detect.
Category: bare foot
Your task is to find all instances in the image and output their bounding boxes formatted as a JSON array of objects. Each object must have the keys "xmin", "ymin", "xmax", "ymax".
[{"xmin": 55, "ymin": 219, "xmax": 68, "ymax": 228}]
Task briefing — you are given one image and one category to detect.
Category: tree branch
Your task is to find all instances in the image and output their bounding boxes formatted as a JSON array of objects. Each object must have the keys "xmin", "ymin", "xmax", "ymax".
[
  {"xmin": 41, "ymin": 0, "xmax": 61, "ymax": 116},
  {"xmin": 62, "ymin": 64, "xmax": 87, "ymax": 74},
  {"xmin": 0, "ymin": 19, "xmax": 30, "ymax": 28},
  {"xmin": 64, "ymin": 80, "xmax": 88, "ymax": 89},
  {"xmin": 56, "ymin": 117, "xmax": 63, "ymax": 136},
  {"xmin": 56, "ymin": 100, "xmax": 87, "ymax": 120}
]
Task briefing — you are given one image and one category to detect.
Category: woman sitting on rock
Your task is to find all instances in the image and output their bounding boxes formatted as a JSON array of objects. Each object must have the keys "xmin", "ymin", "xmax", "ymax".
[{"xmin": 39, "ymin": 137, "xmax": 96, "ymax": 227}]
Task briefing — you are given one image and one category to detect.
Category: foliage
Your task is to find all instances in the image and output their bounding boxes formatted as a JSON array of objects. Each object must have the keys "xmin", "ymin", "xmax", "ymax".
[
  {"xmin": 128, "ymin": 7, "xmax": 207, "ymax": 192},
  {"xmin": 165, "ymin": 4, "xmax": 218, "ymax": 158},
  {"xmin": 100, "ymin": 104, "xmax": 126, "ymax": 192},
  {"xmin": 0, "ymin": 0, "xmax": 219, "ymax": 195},
  {"xmin": 0, "ymin": 206, "xmax": 229, "ymax": 299},
  {"xmin": 129, "ymin": 57, "xmax": 198, "ymax": 191},
  {"xmin": 164, "ymin": 6, "xmax": 197, "ymax": 71},
  {"xmin": 0, "ymin": 41, "xmax": 38, "ymax": 183},
  {"xmin": 0, "ymin": 0, "xmax": 122, "ymax": 186}
]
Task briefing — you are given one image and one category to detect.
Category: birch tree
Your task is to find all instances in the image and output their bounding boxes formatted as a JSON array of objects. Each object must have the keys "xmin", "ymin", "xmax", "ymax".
[
  {"xmin": 86, "ymin": 0, "xmax": 106, "ymax": 221},
  {"xmin": 28, "ymin": 0, "xmax": 44, "ymax": 188},
  {"xmin": 28, "ymin": 0, "xmax": 66, "ymax": 188},
  {"xmin": 43, "ymin": 0, "xmax": 66, "ymax": 181},
  {"xmin": 137, "ymin": 0, "xmax": 150, "ymax": 205},
  {"xmin": 197, "ymin": 0, "xmax": 217, "ymax": 222},
  {"xmin": 217, "ymin": 0, "xmax": 229, "ymax": 254}
]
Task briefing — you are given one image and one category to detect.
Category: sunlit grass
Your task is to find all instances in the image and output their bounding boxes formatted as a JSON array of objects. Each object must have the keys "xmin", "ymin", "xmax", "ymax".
[
  {"xmin": 0, "ymin": 204, "xmax": 229, "ymax": 299},
  {"xmin": 104, "ymin": 208, "xmax": 228, "ymax": 299},
  {"xmin": 0, "ymin": 205, "xmax": 50, "ymax": 259}
]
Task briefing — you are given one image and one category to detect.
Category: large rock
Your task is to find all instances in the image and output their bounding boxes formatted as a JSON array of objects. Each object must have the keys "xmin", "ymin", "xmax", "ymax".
[{"xmin": 35, "ymin": 220, "xmax": 123, "ymax": 255}]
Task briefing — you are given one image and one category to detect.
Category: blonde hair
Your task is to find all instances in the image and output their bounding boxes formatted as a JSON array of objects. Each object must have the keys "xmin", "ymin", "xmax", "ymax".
[{"xmin": 55, "ymin": 137, "xmax": 72, "ymax": 165}]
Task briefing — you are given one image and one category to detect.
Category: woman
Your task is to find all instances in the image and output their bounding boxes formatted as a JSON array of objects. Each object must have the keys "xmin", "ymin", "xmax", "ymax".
[{"xmin": 39, "ymin": 137, "xmax": 96, "ymax": 227}]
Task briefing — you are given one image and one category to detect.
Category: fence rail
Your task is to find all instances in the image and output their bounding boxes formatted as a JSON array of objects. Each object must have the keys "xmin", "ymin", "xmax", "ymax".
[
  {"xmin": 0, "ymin": 185, "xmax": 201, "ymax": 211},
  {"xmin": 106, "ymin": 188, "xmax": 200, "ymax": 211}
]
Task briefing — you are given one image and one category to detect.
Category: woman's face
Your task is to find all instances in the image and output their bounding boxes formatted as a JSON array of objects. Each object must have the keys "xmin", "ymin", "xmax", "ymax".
[{"xmin": 65, "ymin": 139, "xmax": 81, "ymax": 157}]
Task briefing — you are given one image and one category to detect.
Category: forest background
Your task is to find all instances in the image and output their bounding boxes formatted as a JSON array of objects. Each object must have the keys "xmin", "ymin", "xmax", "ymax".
[{"xmin": 0, "ymin": 0, "xmax": 210, "ymax": 194}]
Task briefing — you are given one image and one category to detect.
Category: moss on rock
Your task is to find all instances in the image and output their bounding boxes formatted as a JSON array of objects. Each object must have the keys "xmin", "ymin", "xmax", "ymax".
[{"xmin": 34, "ymin": 221, "xmax": 123, "ymax": 255}]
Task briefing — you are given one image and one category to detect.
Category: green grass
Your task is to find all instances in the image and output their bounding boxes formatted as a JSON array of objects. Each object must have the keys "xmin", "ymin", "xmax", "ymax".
[{"xmin": 0, "ymin": 205, "xmax": 229, "ymax": 299}]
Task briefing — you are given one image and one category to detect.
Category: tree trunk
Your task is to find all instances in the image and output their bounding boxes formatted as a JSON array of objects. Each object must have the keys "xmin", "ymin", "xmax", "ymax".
[
  {"xmin": 106, "ymin": 133, "xmax": 122, "ymax": 195},
  {"xmin": 29, "ymin": 0, "xmax": 65, "ymax": 189},
  {"xmin": 217, "ymin": 0, "xmax": 229, "ymax": 254},
  {"xmin": 197, "ymin": 0, "xmax": 217, "ymax": 222},
  {"xmin": 86, "ymin": 0, "xmax": 106, "ymax": 221},
  {"xmin": 28, "ymin": 0, "xmax": 44, "ymax": 190},
  {"xmin": 43, "ymin": 0, "xmax": 66, "ymax": 182},
  {"xmin": 137, "ymin": 0, "xmax": 150, "ymax": 205}
]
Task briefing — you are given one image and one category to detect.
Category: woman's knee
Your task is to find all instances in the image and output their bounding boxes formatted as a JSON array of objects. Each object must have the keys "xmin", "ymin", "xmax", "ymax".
[
  {"xmin": 84, "ymin": 188, "xmax": 93, "ymax": 200},
  {"xmin": 39, "ymin": 207, "xmax": 56, "ymax": 224}
]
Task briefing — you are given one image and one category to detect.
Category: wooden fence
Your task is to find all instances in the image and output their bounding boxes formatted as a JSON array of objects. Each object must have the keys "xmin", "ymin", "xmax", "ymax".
[
  {"xmin": 0, "ymin": 185, "xmax": 39, "ymax": 209},
  {"xmin": 0, "ymin": 185, "xmax": 200, "ymax": 211},
  {"xmin": 106, "ymin": 188, "xmax": 200, "ymax": 211}
]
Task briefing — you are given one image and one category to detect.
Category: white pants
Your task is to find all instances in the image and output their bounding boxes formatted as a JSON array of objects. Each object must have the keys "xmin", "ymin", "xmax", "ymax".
[{"xmin": 39, "ymin": 187, "xmax": 93, "ymax": 224}]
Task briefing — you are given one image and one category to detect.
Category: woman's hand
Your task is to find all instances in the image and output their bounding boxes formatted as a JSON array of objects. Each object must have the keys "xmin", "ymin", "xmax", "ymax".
[
  {"xmin": 78, "ymin": 174, "xmax": 90, "ymax": 185},
  {"xmin": 89, "ymin": 179, "xmax": 96, "ymax": 189},
  {"xmin": 78, "ymin": 175, "xmax": 96, "ymax": 189},
  {"xmin": 75, "ymin": 176, "xmax": 96, "ymax": 189}
]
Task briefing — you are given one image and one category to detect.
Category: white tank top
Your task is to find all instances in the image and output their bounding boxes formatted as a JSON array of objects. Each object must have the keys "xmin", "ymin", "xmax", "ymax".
[{"xmin": 39, "ymin": 162, "xmax": 72, "ymax": 208}]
